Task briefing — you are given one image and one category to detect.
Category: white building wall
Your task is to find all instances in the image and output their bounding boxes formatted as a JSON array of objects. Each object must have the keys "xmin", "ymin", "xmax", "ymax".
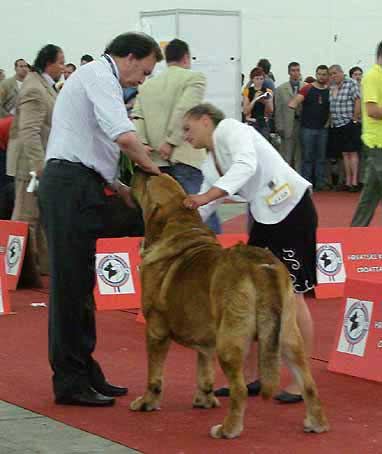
[{"xmin": 1, "ymin": 0, "xmax": 381, "ymax": 86}]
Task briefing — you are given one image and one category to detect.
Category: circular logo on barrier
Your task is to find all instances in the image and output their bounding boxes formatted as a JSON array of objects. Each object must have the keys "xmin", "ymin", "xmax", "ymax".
[
  {"xmin": 6, "ymin": 237, "xmax": 22, "ymax": 271},
  {"xmin": 343, "ymin": 301, "xmax": 370, "ymax": 346},
  {"xmin": 317, "ymin": 245, "xmax": 342, "ymax": 277},
  {"xmin": 96, "ymin": 255, "xmax": 130, "ymax": 288}
]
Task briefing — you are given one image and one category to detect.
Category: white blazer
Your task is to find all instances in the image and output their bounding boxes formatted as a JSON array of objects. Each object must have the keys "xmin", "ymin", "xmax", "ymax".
[{"xmin": 198, "ymin": 119, "xmax": 311, "ymax": 224}]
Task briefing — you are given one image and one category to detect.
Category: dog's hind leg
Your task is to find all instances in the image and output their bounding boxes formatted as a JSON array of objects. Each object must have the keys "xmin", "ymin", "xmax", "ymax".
[
  {"xmin": 130, "ymin": 311, "xmax": 170, "ymax": 412},
  {"xmin": 193, "ymin": 350, "xmax": 220, "ymax": 409},
  {"xmin": 210, "ymin": 333, "xmax": 250, "ymax": 439},
  {"xmin": 281, "ymin": 326, "xmax": 330, "ymax": 434}
]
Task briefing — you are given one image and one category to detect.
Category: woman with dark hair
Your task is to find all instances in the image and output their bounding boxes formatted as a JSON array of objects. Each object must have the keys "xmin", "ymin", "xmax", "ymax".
[
  {"xmin": 183, "ymin": 103, "xmax": 317, "ymax": 404},
  {"xmin": 243, "ymin": 67, "xmax": 273, "ymax": 139}
]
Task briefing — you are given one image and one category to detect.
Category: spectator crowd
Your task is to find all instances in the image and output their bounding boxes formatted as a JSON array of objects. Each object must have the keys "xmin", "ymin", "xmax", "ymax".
[
  {"xmin": 0, "ymin": 42, "xmax": 381, "ymax": 286},
  {"xmin": 241, "ymin": 59, "xmax": 364, "ymax": 193}
]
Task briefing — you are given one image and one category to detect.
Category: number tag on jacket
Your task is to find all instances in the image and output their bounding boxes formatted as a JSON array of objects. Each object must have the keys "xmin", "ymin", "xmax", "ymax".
[{"xmin": 266, "ymin": 183, "xmax": 292, "ymax": 206}]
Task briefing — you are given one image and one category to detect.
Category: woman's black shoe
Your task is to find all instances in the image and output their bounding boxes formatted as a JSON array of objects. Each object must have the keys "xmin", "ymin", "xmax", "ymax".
[
  {"xmin": 274, "ymin": 390, "xmax": 303, "ymax": 404},
  {"xmin": 214, "ymin": 380, "xmax": 261, "ymax": 397}
]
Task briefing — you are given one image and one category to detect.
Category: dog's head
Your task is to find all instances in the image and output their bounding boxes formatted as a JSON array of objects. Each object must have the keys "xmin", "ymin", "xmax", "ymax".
[{"xmin": 131, "ymin": 169, "xmax": 202, "ymax": 246}]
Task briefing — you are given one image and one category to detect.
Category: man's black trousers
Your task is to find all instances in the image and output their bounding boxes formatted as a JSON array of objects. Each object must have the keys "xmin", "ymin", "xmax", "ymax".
[{"xmin": 39, "ymin": 160, "xmax": 113, "ymax": 398}]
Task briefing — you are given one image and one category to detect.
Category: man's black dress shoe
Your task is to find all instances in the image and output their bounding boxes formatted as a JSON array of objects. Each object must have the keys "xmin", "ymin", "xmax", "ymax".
[
  {"xmin": 55, "ymin": 387, "xmax": 115, "ymax": 406},
  {"xmin": 92, "ymin": 382, "xmax": 128, "ymax": 397}
]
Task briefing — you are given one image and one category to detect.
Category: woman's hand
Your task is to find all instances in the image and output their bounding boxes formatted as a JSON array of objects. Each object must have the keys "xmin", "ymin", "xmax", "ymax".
[{"xmin": 183, "ymin": 194, "xmax": 210, "ymax": 209}]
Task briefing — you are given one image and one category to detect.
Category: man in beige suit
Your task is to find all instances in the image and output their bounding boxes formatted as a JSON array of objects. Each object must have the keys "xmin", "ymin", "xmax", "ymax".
[
  {"xmin": 275, "ymin": 62, "xmax": 303, "ymax": 172},
  {"xmin": 7, "ymin": 45, "xmax": 65, "ymax": 286},
  {"xmin": 0, "ymin": 59, "xmax": 29, "ymax": 118},
  {"xmin": 132, "ymin": 39, "xmax": 220, "ymax": 232}
]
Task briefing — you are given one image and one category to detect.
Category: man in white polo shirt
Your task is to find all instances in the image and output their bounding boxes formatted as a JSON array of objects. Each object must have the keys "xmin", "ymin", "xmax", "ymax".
[{"xmin": 39, "ymin": 32, "xmax": 162, "ymax": 407}]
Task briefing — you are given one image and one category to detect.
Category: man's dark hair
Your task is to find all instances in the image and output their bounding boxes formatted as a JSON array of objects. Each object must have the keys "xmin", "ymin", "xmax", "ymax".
[
  {"xmin": 33, "ymin": 44, "xmax": 62, "ymax": 73},
  {"xmin": 316, "ymin": 64, "xmax": 329, "ymax": 73},
  {"xmin": 105, "ymin": 32, "xmax": 163, "ymax": 62},
  {"xmin": 376, "ymin": 41, "xmax": 382, "ymax": 60},
  {"xmin": 66, "ymin": 63, "xmax": 77, "ymax": 71},
  {"xmin": 257, "ymin": 58, "xmax": 271, "ymax": 74},
  {"xmin": 349, "ymin": 66, "xmax": 363, "ymax": 78},
  {"xmin": 80, "ymin": 54, "xmax": 94, "ymax": 63},
  {"xmin": 14, "ymin": 58, "xmax": 26, "ymax": 69},
  {"xmin": 288, "ymin": 61, "xmax": 300, "ymax": 72},
  {"xmin": 165, "ymin": 39, "xmax": 189, "ymax": 63}
]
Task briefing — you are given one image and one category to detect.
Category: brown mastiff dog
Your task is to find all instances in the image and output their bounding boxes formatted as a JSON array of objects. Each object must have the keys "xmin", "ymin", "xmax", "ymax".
[{"xmin": 130, "ymin": 171, "xmax": 329, "ymax": 439}]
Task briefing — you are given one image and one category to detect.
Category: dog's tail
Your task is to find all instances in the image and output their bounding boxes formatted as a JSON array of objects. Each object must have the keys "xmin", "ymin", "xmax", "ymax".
[{"xmin": 255, "ymin": 264, "xmax": 288, "ymax": 400}]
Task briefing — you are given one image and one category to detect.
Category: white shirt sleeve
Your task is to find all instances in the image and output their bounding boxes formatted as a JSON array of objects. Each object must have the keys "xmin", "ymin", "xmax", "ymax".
[
  {"xmin": 84, "ymin": 74, "xmax": 135, "ymax": 141},
  {"xmin": 212, "ymin": 125, "xmax": 258, "ymax": 196},
  {"xmin": 197, "ymin": 174, "xmax": 226, "ymax": 221}
]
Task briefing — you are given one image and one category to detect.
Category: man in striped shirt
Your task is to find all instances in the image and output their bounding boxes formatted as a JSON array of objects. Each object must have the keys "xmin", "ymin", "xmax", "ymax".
[{"xmin": 329, "ymin": 64, "xmax": 361, "ymax": 191}]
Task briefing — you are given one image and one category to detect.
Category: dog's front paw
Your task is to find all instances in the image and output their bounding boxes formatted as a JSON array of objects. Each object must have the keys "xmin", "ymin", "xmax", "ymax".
[
  {"xmin": 303, "ymin": 415, "xmax": 330, "ymax": 433},
  {"xmin": 193, "ymin": 391, "xmax": 220, "ymax": 409},
  {"xmin": 210, "ymin": 424, "xmax": 224, "ymax": 438},
  {"xmin": 130, "ymin": 396, "xmax": 160, "ymax": 412}
]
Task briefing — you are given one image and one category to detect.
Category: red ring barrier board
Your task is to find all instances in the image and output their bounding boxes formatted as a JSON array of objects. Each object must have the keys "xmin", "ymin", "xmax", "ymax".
[
  {"xmin": 94, "ymin": 237, "xmax": 143, "ymax": 311},
  {"xmin": 0, "ymin": 220, "xmax": 28, "ymax": 290},
  {"xmin": 315, "ymin": 227, "xmax": 382, "ymax": 300},
  {"xmin": 0, "ymin": 244, "xmax": 12, "ymax": 316},
  {"xmin": 328, "ymin": 278, "xmax": 382, "ymax": 382}
]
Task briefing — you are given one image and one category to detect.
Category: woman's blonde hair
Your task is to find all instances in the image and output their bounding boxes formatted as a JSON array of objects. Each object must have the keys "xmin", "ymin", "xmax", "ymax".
[{"xmin": 185, "ymin": 103, "xmax": 225, "ymax": 127}]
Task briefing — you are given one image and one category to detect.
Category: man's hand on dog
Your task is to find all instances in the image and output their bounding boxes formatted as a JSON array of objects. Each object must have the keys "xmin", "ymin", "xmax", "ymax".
[
  {"xmin": 110, "ymin": 180, "xmax": 137, "ymax": 208},
  {"xmin": 119, "ymin": 185, "xmax": 137, "ymax": 208}
]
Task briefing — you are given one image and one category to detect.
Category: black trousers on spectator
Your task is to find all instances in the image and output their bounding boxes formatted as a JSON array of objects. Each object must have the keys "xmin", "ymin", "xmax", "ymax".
[
  {"xmin": 0, "ymin": 150, "xmax": 15, "ymax": 220},
  {"xmin": 39, "ymin": 159, "xmax": 140, "ymax": 398}
]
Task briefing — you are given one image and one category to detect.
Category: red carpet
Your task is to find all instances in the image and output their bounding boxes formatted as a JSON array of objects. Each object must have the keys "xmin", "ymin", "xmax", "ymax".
[
  {"xmin": 1, "ymin": 192, "xmax": 381, "ymax": 453},
  {"xmin": 1, "ymin": 292, "xmax": 382, "ymax": 453}
]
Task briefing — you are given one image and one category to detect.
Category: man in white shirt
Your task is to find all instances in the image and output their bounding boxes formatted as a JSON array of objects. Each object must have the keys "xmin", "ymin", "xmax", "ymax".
[
  {"xmin": 183, "ymin": 103, "xmax": 317, "ymax": 404},
  {"xmin": 39, "ymin": 32, "xmax": 162, "ymax": 407}
]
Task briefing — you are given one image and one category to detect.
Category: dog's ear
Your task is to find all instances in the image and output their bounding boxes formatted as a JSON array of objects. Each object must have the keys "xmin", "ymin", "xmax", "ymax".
[
  {"xmin": 143, "ymin": 202, "xmax": 166, "ymax": 247},
  {"xmin": 146, "ymin": 174, "xmax": 186, "ymax": 205},
  {"xmin": 145, "ymin": 202, "xmax": 160, "ymax": 224}
]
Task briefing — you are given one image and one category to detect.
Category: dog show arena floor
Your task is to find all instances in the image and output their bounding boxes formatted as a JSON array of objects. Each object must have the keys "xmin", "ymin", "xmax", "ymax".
[{"xmin": 1, "ymin": 191, "xmax": 381, "ymax": 454}]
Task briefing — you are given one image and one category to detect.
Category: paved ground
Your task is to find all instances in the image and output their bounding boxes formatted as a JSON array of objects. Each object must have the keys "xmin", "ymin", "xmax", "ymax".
[
  {"xmin": 0, "ymin": 401, "xmax": 140, "ymax": 454},
  {"xmin": 0, "ymin": 203, "xmax": 245, "ymax": 454}
]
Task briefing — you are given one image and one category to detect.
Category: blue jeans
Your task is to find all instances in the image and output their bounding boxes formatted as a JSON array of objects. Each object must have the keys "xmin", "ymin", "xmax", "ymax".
[
  {"xmin": 300, "ymin": 128, "xmax": 328, "ymax": 189},
  {"xmin": 160, "ymin": 163, "xmax": 222, "ymax": 233}
]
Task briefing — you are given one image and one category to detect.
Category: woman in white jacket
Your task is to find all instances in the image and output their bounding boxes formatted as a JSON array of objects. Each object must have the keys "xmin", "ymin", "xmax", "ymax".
[{"xmin": 183, "ymin": 103, "xmax": 318, "ymax": 404}]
